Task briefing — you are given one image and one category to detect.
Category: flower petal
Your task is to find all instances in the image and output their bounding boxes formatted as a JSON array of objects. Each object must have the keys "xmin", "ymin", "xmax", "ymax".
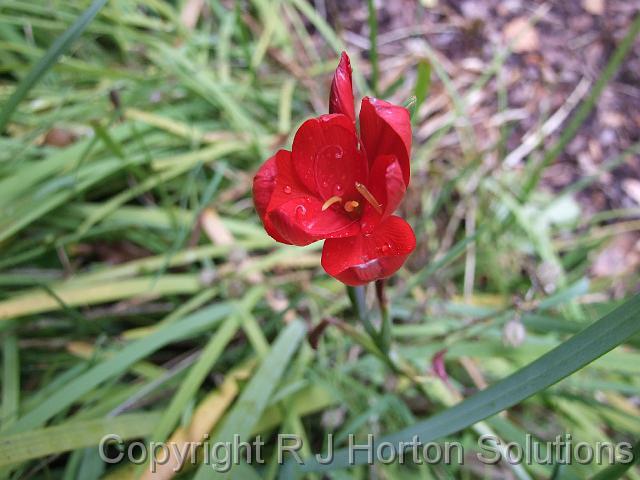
[
  {"xmin": 292, "ymin": 114, "xmax": 367, "ymax": 201},
  {"xmin": 252, "ymin": 151, "xmax": 291, "ymax": 244},
  {"xmin": 329, "ymin": 52, "xmax": 355, "ymax": 123},
  {"xmin": 256, "ymin": 142, "xmax": 362, "ymax": 246},
  {"xmin": 359, "ymin": 96, "xmax": 412, "ymax": 185},
  {"xmin": 253, "ymin": 153, "xmax": 277, "ymax": 220},
  {"xmin": 360, "ymin": 154, "xmax": 406, "ymax": 228},
  {"xmin": 321, "ymin": 216, "xmax": 416, "ymax": 286},
  {"xmin": 266, "ymin": 149, "xmax": 310, "ymax": 211},
  {"xmin": 268, "ymin": 196, "xmax": 360, "ymax": 245}
]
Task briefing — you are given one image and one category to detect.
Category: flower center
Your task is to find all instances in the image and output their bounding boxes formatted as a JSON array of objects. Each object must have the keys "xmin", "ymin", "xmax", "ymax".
[
  {"xmin": 344, "ymin": 200, "xmax": 360, "ymax": 212},
  {"xmin": 321, "ymin": 197, "xmax": 361, "ymax": 215},
  {"xmin": 321, "ymin": 183, "xmax": 383, "ymax": 216}
]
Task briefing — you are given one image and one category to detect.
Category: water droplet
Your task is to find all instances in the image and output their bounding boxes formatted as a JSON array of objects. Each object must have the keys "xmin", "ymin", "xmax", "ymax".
[
  {"xmin": 283, "ymin": 185, "xmax": 292, "ymax": 194},
  {"xmin": 381, "ymin": 243, "xmax": 391, "ymax": 254},
  {"xmin": 316, "ymin": 145, "xmax": 344, "ymax": 165},
  {"xmin": 295, "ymin": 205, "xmax": 307, "ymax": 221},
  {"xmin": 361, "ymin": 253, "xmax": 370, "ymax": 262},
  {"xmin": 361, "ymin": 222, "xmax": 374, "ymax": 236},
  {"xmin": 315, "ymin": 145, "xmax": 347, "ymax": 195}
]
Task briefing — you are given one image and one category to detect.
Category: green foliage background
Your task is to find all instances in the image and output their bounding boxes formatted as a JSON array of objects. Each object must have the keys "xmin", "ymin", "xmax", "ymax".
[{"xmin": 0, "ymin": 1, "xmax": 639, "ymax": 478}]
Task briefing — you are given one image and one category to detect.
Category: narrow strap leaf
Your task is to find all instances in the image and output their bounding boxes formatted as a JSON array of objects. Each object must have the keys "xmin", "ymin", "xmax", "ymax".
[
  {"xmin": 289, "ymin": 293, "xmax": 640, "ymax": 474},
  {"xmin": 0, "ymin": 0, "xmax": 109, "ymax": 132},
  {"xmin": 0, "ymin": 413, "xmax": 159, "ymax": 467}
]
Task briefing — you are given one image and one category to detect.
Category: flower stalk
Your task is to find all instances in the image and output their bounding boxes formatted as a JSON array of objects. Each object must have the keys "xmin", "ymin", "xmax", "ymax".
[
  {"xmin": 376, "ymin": 279, "xmax": 392, "ymax": 353},
  {"xmin": 346, "ymin": 285, "xmax": 378, "ymax": 343},
  {"xmin": 347, "ymin": 281, "xmax": 392, "ymax": 355}
]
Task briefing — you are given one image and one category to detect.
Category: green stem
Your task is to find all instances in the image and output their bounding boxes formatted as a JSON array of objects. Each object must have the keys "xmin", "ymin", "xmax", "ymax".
[
  {"xmin": 346, "ymin": 285, "xmax": 378, "ymax": 342},
  {"xmin": 346, "ymin": 282, "xmax": 394, "ymax": 357},
  {"xmin": 343, "ymin": 286, "xmax": 443, "ymax": 416},
  {"xmin": 376, "ymin": 279, "xmax": 391, "ymax": 353}
]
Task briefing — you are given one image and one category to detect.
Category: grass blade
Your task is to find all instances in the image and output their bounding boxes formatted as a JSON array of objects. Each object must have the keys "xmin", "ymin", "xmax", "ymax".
[
  {"xmin": 0, "ymin": 412, "xmax": 159, "ymax": 467},
  {"xmin": 289, "ymin": 293, "xmax": 640, "ymax": 474},
  {"xmin": 6, "ymin": 303, "xmax": 231, "ymax": 433},
  {"xmin": 589, "ymin": 439, "xmax": 640, "ymax": 480},
  {"xmin": 149, "ymin": 287, "xmax": 264, "ymax": 444},
  {"xmin": 366, "ymin": 0, "xmax": 379, "ymax": 96},
  {"xmin": 414, "ymin": 60, "xmax": 431, "ymax": 115},
  {"xmin": 193, "ymin": 319, "xmax": 306, "ymax": 479},
  {"xmin": 0, "ymin": 0, "xmax": 108, "ymax": 132},
  {"xmin": 0, "ymin": 274, "xmax": 202, "ymax": 321},
  {"xmin": 1, "ymin": 332, "xmax": 19, "ymax": 430}
]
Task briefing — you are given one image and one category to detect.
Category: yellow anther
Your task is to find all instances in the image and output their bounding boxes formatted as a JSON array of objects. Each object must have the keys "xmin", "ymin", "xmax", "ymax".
[
  {"xmin": 321, "ymin": 195, "xmax": 342, "ymax": 211},
  {"xmin": 344, "ymin": 200, "xmax": 360, "ymax": 213},
  {"xmin": 355, "ymin": 182, "xmax": 383, "ymax": 214}
]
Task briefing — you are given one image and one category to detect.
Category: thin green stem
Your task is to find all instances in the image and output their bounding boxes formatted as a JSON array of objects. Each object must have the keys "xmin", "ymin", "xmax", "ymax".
[
  {"xmin": 376, "ymin": 279, "xmax": 391, "ymax": 353},
  {"xmin": 346, "ymin": 285, "xmax": 378, "ymax": 342}
]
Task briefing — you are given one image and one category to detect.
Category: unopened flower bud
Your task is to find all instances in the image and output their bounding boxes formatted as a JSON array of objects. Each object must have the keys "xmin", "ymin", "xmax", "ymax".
[{"xmin": 503, "ymin": 318, "xmax": 526, "ymax": 347}]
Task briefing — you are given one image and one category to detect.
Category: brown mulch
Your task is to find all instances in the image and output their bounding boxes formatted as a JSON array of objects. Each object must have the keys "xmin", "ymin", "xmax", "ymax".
[{"xmin": 319, "ymin": 0, "xmax": 640, "ymax": 214}]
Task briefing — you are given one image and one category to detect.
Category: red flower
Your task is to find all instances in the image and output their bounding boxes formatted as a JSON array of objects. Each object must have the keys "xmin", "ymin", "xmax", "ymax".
[{"xmin": 253, "ymin": 52, "xmax": 416, "ymax": 286}]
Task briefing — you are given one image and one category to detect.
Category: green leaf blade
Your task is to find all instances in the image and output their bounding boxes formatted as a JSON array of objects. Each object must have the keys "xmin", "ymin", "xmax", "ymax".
[{"xmin": 292, "ymin": 293, "xmax": 640, "ymax": 474}]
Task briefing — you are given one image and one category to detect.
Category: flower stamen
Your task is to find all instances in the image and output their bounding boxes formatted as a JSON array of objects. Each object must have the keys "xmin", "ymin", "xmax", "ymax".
[
  {"xmin": 321, "ymin": 195, "xmax": 343, "ymax": 211},
  {"xmin": 344, "ymin": 200, "xmax": 360, "ymax": 213},
  {"xmin": 355, "ymin": 182, "xmax": 383, "ymax": 214}
]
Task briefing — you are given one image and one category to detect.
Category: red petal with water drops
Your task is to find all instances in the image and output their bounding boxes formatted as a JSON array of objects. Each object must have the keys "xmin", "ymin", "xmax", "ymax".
[
  {"xmin": 360, "ymin": 154, "xmax": 406, "ymax": 227},
  {"xmin": 292, "ymin": 114, "xmax": 366, "ymax": 201},
  {"xmin": 359, "ymin": 96, "xmax": 412, "ymax": 185},
  {"xmin": 329, "ymin": 52, "xmax": 355, "ymax": 123},
  {"xmin": 266, "ymin": 149, "xmax": 311, "ymax": 211},
  {"xmin": 264, "ymin": 149, "xmax": 355, "ymax": 245},
  {"xmin": 269, "ymin": 196, "xmax": 360, "ymax": 245},
  {"xmin": 252, "ymin": 151, "xmax": 291, "ymax": 244},
  {"xmin": 321, "ymin": 215, "xmax": 416, "ymax": 286},
  {"xmin": 253, "ymin": 153, "xmax": 277, "ymax": 220}
]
